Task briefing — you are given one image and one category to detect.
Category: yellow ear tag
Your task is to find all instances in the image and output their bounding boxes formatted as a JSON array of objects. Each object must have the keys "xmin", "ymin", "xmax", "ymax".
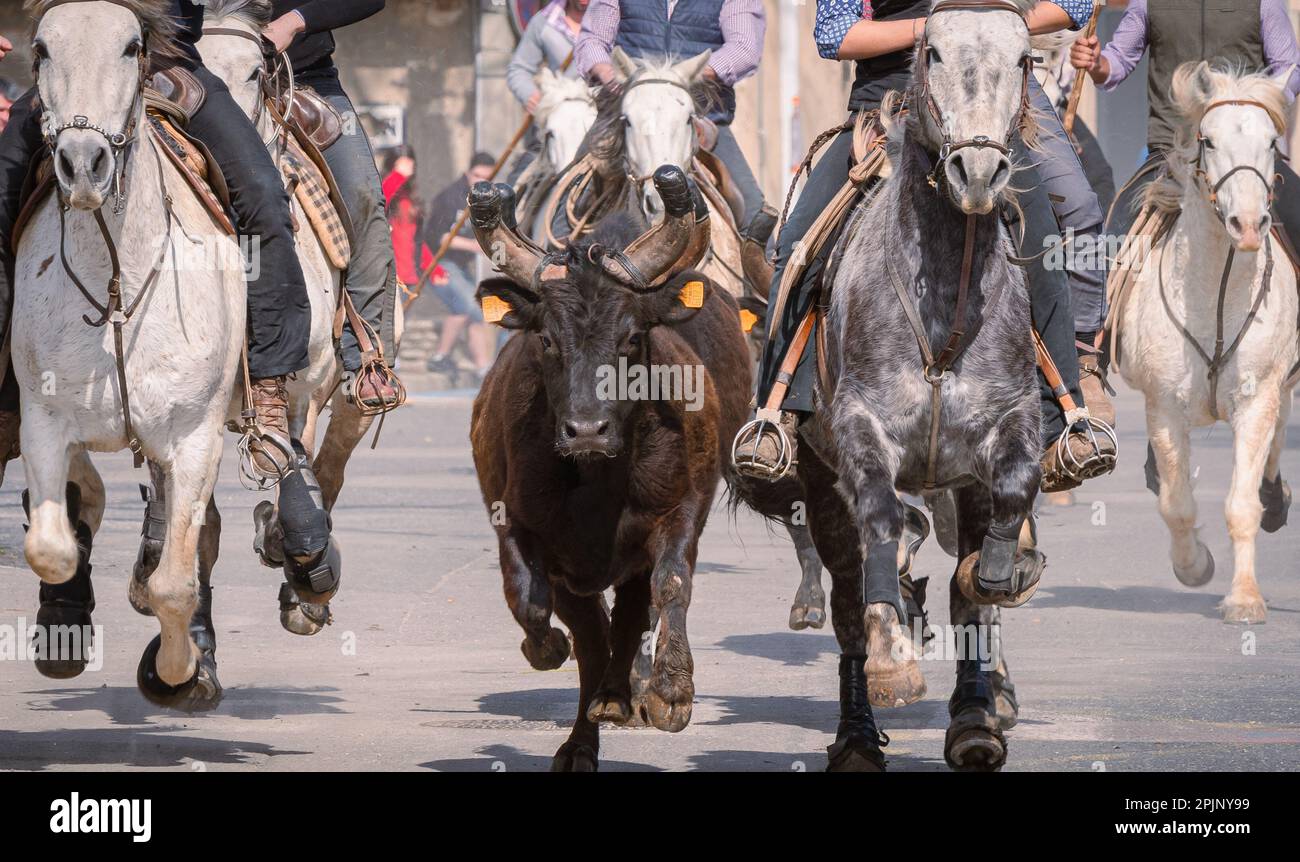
[
  {"xmin": 679, "ymin": 280, "xmax": 705, "ymax": 309},
  {"xmin": 481, "ymin": 295, "xmax": 512, "ymax": 325},
  {"xmin": 738, "ymin": 308, "xmax": 759, "ymax": 333}
]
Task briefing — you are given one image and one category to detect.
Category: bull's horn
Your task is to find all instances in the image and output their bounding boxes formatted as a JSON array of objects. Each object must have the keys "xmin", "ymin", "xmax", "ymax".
[
  {"xmin": 468, "ymin": 181, "xmax": 549, "ymax": 285},
  {"xmin": 620, "ymin": 166, "xmax": 699, "ymax": 288}
]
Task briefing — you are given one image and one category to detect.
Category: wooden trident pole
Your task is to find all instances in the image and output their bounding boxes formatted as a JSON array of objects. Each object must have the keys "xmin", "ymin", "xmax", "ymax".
[
  {"xmin": 403, "ymin": 51, "xmax": 575, "ymax": 312},
  {"xmin": 1061, "ymin": 4, "xmax": 1102, "ymax": 137}
]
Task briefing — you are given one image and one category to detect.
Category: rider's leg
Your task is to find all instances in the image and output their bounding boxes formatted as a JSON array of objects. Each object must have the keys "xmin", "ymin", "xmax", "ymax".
[
  {"xmin": 0, "ymin": 88, "xmax": 42, "ymax": 468},
  {"xmin": 1270, "ymin": 160, "xmax": 1300, "ymax": 256},
  {"xmin": 734, "ymin": 127, "xmax": 855, "ymax": 475},
  {"xmin": 186, "ymin": 66, "xmax": 311, "ymax": 477},
  {"xmin": 713, "ymin": 124, "xmax": 766, "ymax": 229},
  {"xmin": 301, "ymin": 75, "xmax": 403, "ymax": 411}
]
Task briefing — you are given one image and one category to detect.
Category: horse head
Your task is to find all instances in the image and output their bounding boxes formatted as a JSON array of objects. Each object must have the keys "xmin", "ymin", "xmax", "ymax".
[
  {"xmin": 31, "ymin": 0, "xmax": 171, "ymax": 210},
  {"xmin": 534, "ymin": 67, "xmax": 597, "ymax": 173},
  {"xmin": 197, "ymin": 0, "xmax": 274, "ymax": 123},
  {"xmin": 912, "ymin": 0, "xmax": 1035, "ymax": 215},
  {"xmin": 1172, "ymin": 61, "xmax": 1292, "ymax": 252},
  {"xmin": 597, "ymin": 47, "xmax": 711, "ymax": 218}
]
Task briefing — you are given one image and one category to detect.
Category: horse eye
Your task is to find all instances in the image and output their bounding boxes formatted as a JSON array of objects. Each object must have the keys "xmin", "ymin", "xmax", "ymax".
[
  {"xmin": 1203, "ymin": 137, "xmax": 1216, "ymax": 151},
  {"xmin": 247, "ymin": 67, "xmax": 262, "ymax": 83},
  {"xmin": 927, "ymin": 46, "xmax": 941, "ymax": 65},
  {"xmin": 124, "ymin": 39, "xmax": 141, "ymax": 58},
  {"xmin": 32, "ymin": 41, "xmax": 48, "ymax": 60}
]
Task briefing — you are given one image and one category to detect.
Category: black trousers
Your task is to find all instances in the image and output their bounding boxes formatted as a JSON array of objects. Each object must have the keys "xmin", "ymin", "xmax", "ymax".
[
  {"xmin": 0, "ymin": 67, "xmax": 310, "ymax": 380},
  {"xmin": 755, "ymin": 125, "xmax": 1085, "ymax": 444}
]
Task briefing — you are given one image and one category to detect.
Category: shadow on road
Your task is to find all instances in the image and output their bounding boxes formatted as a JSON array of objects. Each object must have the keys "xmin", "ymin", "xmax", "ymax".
[
  {"xmin": 23, "ymin": 685, "xmax": 349, "ymax": 724},
  {"xmin": 714, "ymin": 631, "xmax": 838, "ymax": 666},
  {"xmin": 0, "ymin": 726, "xmax": 309, "ymax": 770}
]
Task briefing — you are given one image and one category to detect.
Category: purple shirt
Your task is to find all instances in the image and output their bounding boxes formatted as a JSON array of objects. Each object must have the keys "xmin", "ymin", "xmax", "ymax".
[
  {"xmin": 574, "ymin": 0, "xmax": 767, "ymax": 86},
  {"xmin": 1101, "ymin": 0, "xmax": 1300, "ymax": 99}
]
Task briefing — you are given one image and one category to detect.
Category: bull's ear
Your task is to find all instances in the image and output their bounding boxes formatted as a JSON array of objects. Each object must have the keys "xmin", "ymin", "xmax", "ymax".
[
  {"xmin": 476, "ymin": 278, "xmax": 541, "ymax": 330},
  {"xmin": 644, "ymin": 275, "xmax": 711, "ymax": 327}
]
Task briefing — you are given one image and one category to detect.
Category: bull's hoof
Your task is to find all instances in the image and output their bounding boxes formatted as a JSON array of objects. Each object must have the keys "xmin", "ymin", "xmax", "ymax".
[
  {"xmin": 826, "ymin": 734, "xmax": 887, "ymax": 772},
  {"xmin": 136, "ymin": 636, "xmax": 222, "ymax": 712},
  {"xmin": 639, "ymin": 686, "xmax": 693, "ymax": 733},
  {"xmin": 521, "ymin": 627, "xmax": 570, "ymax": 671},
  {"xmin": 587, "ymin": 691, "xmax": 633, "ymax": 725},
  {"xmin": 551, "ymin": 740, "xmax": 598, "ymax": 772},
  {"xmin": 944, "ymin": 708, "xmax": 1006, "ymax": 772},
  {"xmin": 1221, "ymin": 593, "xmax": 1267, "ymax": 626},
  {"xmin": 955, "ymin": 548, "xmax": 1044, "ymax": 609},
  {"xmin": 33, "ymin": 606, "xmax": 95, "ymax": 679},
  {"xmin": 1260, "ymin": 476, "xmax": 1291, "ymax": 534},
  {"xmin": 1173, "ymin": 542, "xmax": 1215, "ymax": 587},
  {"xmin": 278, "ymin": 583, "xmax": 331, "ymax": 636},
  {"xmin": 788, "ymin": 600, "xmax": 826, "ymax": 631}
]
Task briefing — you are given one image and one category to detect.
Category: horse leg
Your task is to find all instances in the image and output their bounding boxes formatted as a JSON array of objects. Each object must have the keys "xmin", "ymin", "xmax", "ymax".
[
  {"xmin": 129, "ymin": 460, "xmax": 167, "ymax": 616},
  {"xmin": 787, "ymin": 522, "xmax": 827, "ymax": 630},
  {"xmin": 798, "ymin": 441, "xmax": 899, "ymax": 771},
  {"xmin": 1147, "ymin": 403, "xmax": 1215, "ymax": 586},
  {"xmin": 29, "ymin": 451, "xmax": 101, "ymax": 678},
  {"xmin": 588, "ymin": 575, "xmax": 649, "ymax": 726},
  {"xmin": 499, "ymin": 528, "xmax": 569, "ymax": 670},
  {"xmin": 191, "ymin": 496, "xmax": 223, "ymax": 697},
  {"xmin": 550, "ymin": 585, "xmax": 610, "ymax": 772},
  {"xmin": 314, "ymin": 388, "xmax": 375, "ymax": 513},
  {"xmin": 135, "ymin": 429, "xmax": 222, "ymax": 710},
  {"xmin": 944, "ymin": 485, "xmax": 1008, "ymax": 771},
  {"xmin": 640, "ymin": 510, "xmax": 701, "ymax": 734},
  {"xmin": 1220, "ymin": 393, "xmax": 1280, "ymax": 624},
  {"xmin": 1258, "ymin": 393, "xmax": 1292, "ymax": 533},
  {"xmin": 19, "ymin": 411, "xmax": 78, "ymax": 585}
]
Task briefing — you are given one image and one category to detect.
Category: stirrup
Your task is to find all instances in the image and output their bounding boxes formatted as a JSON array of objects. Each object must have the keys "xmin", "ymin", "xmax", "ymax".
[
  {"xmin": 346, "ymin": 358, "xmax": 408, "ymax": 418},
  {"xmin": 1048, "ymin": 408, "xmax": 1119, "ymax": 488},
  {"xmin": 731, "ymin": 412, "xmax": 794, "ymax": 480},
  {"xmin": 237, "ymin": 427, "xmax": 295, "ymax": 491}
]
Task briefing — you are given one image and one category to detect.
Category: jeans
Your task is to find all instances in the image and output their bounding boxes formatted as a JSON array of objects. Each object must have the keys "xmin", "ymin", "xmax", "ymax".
[
  {"xmin": 303, "ymin": 74, "xmax": 398, "ymax": 372},
  {"xmin": 713, "ymin": 124, "xmax": 765, "ymax": 228}
]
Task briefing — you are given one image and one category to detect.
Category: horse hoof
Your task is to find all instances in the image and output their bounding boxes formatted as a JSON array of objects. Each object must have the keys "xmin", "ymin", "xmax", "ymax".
[
  {"xmin": 1173, "ymin": 542, "xmax": 1215, "ymax": 587},
  {"xmin": 955, "ymin": 550, "xmax": 1044, "ymax": 608},
  {"xmin": 944, "ymin": 708, "xmax": 1006, "ymax": 772},
  {"xmin": 587, "ymin": 691, "xmax": 633, "ymax": 725},
  {"xmin": 788, "ymin": 602, "xmax": 826, "ymax": 630},
  {"xmin": 1221, "ymin": 595, "xmax": 1267, "ymax": 626},
  {"xmin": 33, "ymin": 607, "xmax": 95, "ymax": 679},
  {"xmin": 1260, "ymin": 476, "xmax": 1291, "ymax": 534},
  {"xmin": 278, "ymin": 584, "xmax": 330, "ymax": 636},
  {"xmin": 868, "ymin": 662, "xmax": 927, "ymax": 709},
  {"xmin": 639, "ymin": 687, "xmax": 693, "ymax": 733},
  {"xmin": 825, "ymin": 735, "xmax": 887, "ymax": 772},
  {"xmin": 551, "ymin": 740, "xmax": 598, "ymax": 772},
  {"xmin": 521, "ymin": 627, "xmax": 570, "ymax": 671},
  {"xmin": 252, "ymin": 500, "xmax": 284, "ymax": 569},
  {"xmin": 136, "ymin": 636, "xmax": 222, "ymax": 712}
]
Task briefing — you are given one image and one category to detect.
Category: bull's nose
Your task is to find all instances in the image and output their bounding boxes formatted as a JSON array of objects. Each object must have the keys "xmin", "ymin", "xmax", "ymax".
[{"xmin": 563, "ymin": 419, "xmax": 610, "ymax": 441}]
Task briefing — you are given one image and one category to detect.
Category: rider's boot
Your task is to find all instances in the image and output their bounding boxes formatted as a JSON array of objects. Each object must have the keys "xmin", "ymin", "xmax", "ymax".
[
  {"xmin": 246, "ymin": 375, "xmax": 294, "ymax": 480},
  {"xmin": 349, "ymin": 359, "xmax": 406, "ymax": 414},
  {"xmin": 732, "ymin": 407, "xmax": 798, "ymax": 479},
  {"xmin": 740, "ymin": 205, "xmax": 779, "ymax": 294},
  {"xmin": 1077, "ymin": 337, "xmax": 1116, "ymax": 428}
]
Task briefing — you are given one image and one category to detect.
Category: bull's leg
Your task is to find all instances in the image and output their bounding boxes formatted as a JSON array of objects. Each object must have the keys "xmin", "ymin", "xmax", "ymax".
[
  {"xmin": 798, "ymin": 441, "xmax": 896, "ymax": 772},
  {"xmin": 588, "ymin": 576, "xmax": 650, "ymax": 725},
  {"xmin": 550, "ymin": 585, "xmax": 610, "ymax": 772},
  {"xmin": 1147, "ymin": 402, "xmax": 1215, "ymax": 586},
  {"xmin": 1259, "ymin": 393, "xmax": 1292, "ymax": 534},
  {"xmin": 1220, "ymin": 391, "xmax": 1281, "ymax": 624},
  {"xmin": 944, "ymin": 486, "xmax": 1008, "ymax": 771},
  {"xmin": 957, "ymin": 406, "xmax": 1044, "ymax": 606},
  {"xmin": 498, "ymin": 528, "xmax": 569, "ymax": 670},
  {"xmin": 640, "ymin": 509, "xmax": 702, "ymax": 734},
  {"xmin": 787, "ymin": 522, "xmax": 827, "ymax": 631}
]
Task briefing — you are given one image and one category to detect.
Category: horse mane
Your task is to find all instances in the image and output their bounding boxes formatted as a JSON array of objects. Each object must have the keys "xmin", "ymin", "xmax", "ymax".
[
  {"xmin": 25, "ymin": 0, "xmax": 185, "ymax": 64},
  {"xmin": 1144, "ymin": 62, "xmax": 1290, "ymax": 215},
  {"xmin": 201, "ymin": 0, "xmax": 274, "ymax": 27},
  {"xmin": 534, "ymin": 74, "xmax": 593, "ymax": 127},
  {"xmin": 588, "ymin": 54, "xmax": 721, "ymax": 169}
]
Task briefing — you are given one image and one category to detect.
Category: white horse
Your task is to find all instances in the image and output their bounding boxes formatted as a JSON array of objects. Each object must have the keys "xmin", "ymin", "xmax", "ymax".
[
  {"xmin": 533, "ymin": 67, "xmax": 597, "ymax": 180},
  {"xmin": 15, "ymin": 0, "xmax": 241, "ymax": 704},
  {"xmin": 1116, "ymin": 63, "xmax": 1297, "ymax": 624}
]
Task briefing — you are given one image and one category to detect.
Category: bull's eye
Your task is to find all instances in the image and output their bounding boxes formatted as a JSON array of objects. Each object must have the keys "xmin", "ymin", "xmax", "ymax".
[
  {"xmin": 627, "ymin": 333, "xmax": 641, "ymax": 348},
  {"xmin": 539, "ymin": 334, "xmax": 553, "ymax": 350}
]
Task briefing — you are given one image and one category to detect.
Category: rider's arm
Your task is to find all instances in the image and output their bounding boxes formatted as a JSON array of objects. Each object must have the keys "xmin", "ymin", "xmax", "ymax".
[
  {"xmin": 1071, "ymin": 0, "xmax": 1147, "ymax": 88},
  {"xmin": 1028, "ymin": 1, "xmax": 1092, "ymax": 35},
  {"xmin": 1262, "ymin": 0, "xmax": 1300, "ymax": 100},
  {"xmin": 575, "ymin": 0, "xmax": 621, "ymax": 84},
  {"xmin": 707, "ymin": 0, "xmax": 766, "ymax": 85},
  {"xmin": 0, "ymin": 34, "xmax": 11, "ymax": 61},
  {"xmin": 507, "ymin": 15, "xmax": 549, "ymax": 112},
  {"xmin": 287, "ymin": 1, "xmax": 386, "ymax": 34}
]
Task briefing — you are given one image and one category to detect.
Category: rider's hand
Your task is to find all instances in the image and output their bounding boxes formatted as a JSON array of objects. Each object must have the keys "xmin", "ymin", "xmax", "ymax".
[
  {"xmin": 589, "ymin": 62, "xmax": 617, "ymax": 85},
  {"xmin": 1070, "ymin": 34, "xmax": 1107, "ymax": 83},
  {"xmin": 525, "ymin": 90, "xmax": 541, "ymax": 115},
  {"xmin": 0, "ymin": 35, "xmax": 13, "ymax": 62},
  {"xmin": 264, "ymin": 12, "xmax": 306, "ymax": 54}
]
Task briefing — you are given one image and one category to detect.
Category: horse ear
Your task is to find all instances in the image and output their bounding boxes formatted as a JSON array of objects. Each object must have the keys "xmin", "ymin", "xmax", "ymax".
[
  {"xmin": 1271, "ymin": 63, "xmax": 1297, "ymax": 93},
  {"xmin": 535, "ymin": 66, "xmax": 556, "ymax": 90},
  {"xmin": 1186, "ymin": 61, "xmax": 1217, "ymax": 104},
  {"xmin": 671, "ymin": 50, "xmax": 712, "ymax": 83},
  {"xmin": 476, "ymin": 278, "xmax": 543, "ymax": 331},
  {"xmin": 611, "ymin": 47, "xmax": 637, "ymax": 81}
]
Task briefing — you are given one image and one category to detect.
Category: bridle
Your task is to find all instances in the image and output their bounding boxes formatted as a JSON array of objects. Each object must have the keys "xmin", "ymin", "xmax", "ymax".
[
  {"xmin": 201, "ymin": 25, "xmax": 296, "ymax": 153},
  {"xmin": 33, "ymin": 0, "xmax": 175, "ymax": 468},
  {"xmin": 617, "ymin": 74, "xmax": 699, "ymax": 186},
  {"xmin": 913, "ymin": 0, "xmax": 1033, "ymax": 189},
  {"xmin": 1191, "ymin": 99, "xmax": 1283, "ymax": 225}
]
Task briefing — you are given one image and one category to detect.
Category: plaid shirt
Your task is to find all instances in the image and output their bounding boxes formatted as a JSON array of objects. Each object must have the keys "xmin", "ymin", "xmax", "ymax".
[{"xmin": 814, "ymin": 0, "xmax": 1095, "ymax": 61}]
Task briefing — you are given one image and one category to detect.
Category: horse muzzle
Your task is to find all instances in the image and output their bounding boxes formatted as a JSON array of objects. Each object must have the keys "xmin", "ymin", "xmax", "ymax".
[
  {"xmin": 1225, "ymin": 211, "xmax": 1270, "ymax": 253},
  {"xmin": 54, "ymin": 132, "xmax": 116, "ymax": 211},
  {"xmin": 943, "ymin": 148, "xmax": 1011, "ymax": 216}
]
